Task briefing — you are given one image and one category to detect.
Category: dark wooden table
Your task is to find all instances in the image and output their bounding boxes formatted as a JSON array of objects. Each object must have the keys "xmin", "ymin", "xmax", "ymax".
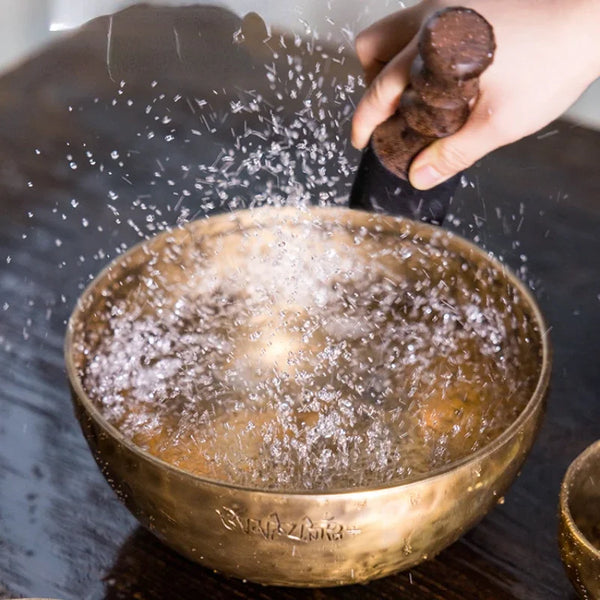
[{"xmin": 1, "ymin": 5, "xmax": 599, "ymax": 599}]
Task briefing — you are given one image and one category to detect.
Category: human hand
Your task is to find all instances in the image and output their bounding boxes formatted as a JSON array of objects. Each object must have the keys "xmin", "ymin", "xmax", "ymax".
[{"xmin": 351, "ymin": 0, "xmax": 600, "ymax": 189}]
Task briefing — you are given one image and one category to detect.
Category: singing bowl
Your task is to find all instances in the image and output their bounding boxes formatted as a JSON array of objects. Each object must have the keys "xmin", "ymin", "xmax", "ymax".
[
  {"xmin": 559, "ymin": 440, "xmax": 600, "ymax": 599},
  {"xmin": 65, "ymin": 206, "xmax": 551, "ymax": 586}
]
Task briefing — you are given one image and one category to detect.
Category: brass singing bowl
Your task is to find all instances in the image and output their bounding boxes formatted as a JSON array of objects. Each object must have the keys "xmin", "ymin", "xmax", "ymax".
[
  {"xmin": 559, "ymin": 440, "xmax": 600, "ymax": 599},
  {"xmin": 65, "ymin": 206, "xmax": 551, "ymax": 586}
]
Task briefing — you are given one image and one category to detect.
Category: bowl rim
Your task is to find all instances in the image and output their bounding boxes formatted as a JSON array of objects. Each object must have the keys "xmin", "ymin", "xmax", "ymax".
[
  {"xmin": 64, "ymin": 205, "xmax": 553, "ymax": 496},
  {"xmin": 560, "ymin": 439, "xmax": 600, "ymax": 559}
]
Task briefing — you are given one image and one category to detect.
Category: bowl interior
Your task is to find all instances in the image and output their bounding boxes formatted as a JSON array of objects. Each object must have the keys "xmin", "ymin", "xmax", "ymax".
[{"xmin": 67, "ymin": 207, "xmax": 548, "ymax": 493}]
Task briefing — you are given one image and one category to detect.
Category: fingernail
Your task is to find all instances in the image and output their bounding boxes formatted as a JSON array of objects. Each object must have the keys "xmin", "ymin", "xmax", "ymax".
[{"xmin": 410, "ymin": 164, "xmax": 444, "ymax": 190}]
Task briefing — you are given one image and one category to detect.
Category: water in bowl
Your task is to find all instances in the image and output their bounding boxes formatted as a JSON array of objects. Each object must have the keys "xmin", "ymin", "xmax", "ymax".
[{"xmin": 74, "ymin": 214, "xmax": 542, "ymax": 491}]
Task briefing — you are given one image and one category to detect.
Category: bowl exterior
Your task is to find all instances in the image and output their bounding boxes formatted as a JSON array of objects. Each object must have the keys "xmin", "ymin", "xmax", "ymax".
[
  {"xmin": 71, "ymin": 382, "xmax": 544, "ymax": 586},
  {"xmin": 559, "ymin": 441, "xmax": 600, "ymax": 600},
  {"xmin": 559, "ymin": 513, "xmax": 600, "ymax": 600}
]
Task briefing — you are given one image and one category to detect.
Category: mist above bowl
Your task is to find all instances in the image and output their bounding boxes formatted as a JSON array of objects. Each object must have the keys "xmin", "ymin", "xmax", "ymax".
[{"xmin": 65, "ymin": 206, "xmax": 551, "ymax": 586}]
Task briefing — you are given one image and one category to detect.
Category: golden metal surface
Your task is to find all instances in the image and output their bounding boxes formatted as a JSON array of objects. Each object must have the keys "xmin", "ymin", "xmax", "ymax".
[
  {"xmin": 65, "ymin": 207, "xmax": 552, "ymax": 586},
  {"xmin": 560, "ymin": 440, "xmax": 600, "ymax": 599}
]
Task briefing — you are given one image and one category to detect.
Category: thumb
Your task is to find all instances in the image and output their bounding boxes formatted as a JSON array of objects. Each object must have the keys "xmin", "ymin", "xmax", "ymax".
[{"xmin": 408, "ymin": 114, "xmax": 502, "ymax": 190}]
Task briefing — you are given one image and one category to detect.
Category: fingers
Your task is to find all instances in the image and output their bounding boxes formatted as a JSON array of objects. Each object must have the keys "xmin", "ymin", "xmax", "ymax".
[
  {"xmin": 355, "ymin": 6, "xmax": 426, "ymax": 84},
  {"xmin": 351, "ymin": 39, "xmax": 418, "ymax": 149},
  {"xmin": 408, "ymin": 102, "xmax": 511, "ymax": 189}
]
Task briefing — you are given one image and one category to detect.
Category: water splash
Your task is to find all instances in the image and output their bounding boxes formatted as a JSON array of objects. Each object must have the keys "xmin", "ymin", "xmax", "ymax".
[{"xmin": 73, "ymin": 214, "xmax": 541, "ymax": 492}]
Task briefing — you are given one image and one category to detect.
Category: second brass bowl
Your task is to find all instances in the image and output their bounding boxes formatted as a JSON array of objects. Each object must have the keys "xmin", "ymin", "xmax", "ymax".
[
  {"xmin": 65, "ymin": 207, "xmax": 551, "ymax": 586},
  {"xmin": 559, "ymin": 440, "xmax": 600, "ymax": 599}
]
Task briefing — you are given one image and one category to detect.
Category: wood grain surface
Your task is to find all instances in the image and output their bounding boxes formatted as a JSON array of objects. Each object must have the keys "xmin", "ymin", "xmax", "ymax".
[{"xmin": 1, "ymin": 5, "xmax": 599, "ymax": 599}]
